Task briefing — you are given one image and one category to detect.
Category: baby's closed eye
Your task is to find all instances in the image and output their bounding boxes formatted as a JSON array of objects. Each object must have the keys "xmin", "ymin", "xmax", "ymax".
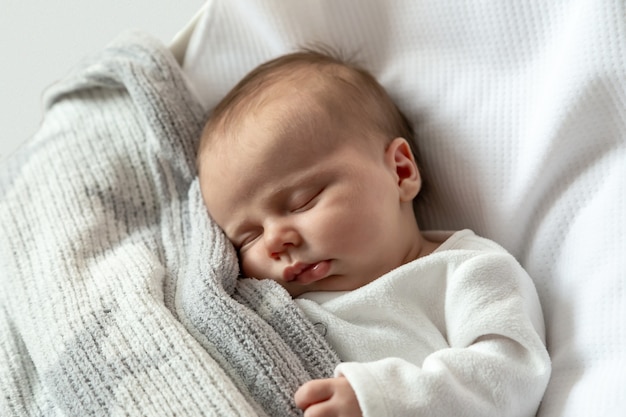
[
  {"xmin": 234, "ymin": 228, "xmax": 263, "ymax": 252},
  {"xmin": 289, "ymin": 187, "xmax": 324, "ymax": 213}
]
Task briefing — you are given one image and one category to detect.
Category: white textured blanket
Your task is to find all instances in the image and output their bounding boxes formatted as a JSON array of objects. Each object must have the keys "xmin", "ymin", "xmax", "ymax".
[{"xmin": 0, "ymin": 32, "xmax": 338, "ymax": 416}]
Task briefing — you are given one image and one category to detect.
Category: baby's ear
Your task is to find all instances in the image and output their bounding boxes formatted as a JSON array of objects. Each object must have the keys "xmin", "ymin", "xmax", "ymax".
[{"xmin": 386, "ymin": 138, "xmax": 421, "ymax": 201}]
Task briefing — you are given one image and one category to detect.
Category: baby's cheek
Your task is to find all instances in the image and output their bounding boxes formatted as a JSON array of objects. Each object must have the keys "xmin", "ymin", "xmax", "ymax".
[
  {"xmin": 240, "ymin": 250, "xmax": 266, "ymax": 279},
  {"xmin": 332, "ymin": 205, "xmax": 381, "ymax": 244}
]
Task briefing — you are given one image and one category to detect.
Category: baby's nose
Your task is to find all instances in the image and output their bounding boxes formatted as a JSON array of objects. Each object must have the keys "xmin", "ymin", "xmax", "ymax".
[{"xmin": 264, "ymin": 221, "xmax": 301, "ymax": 259}]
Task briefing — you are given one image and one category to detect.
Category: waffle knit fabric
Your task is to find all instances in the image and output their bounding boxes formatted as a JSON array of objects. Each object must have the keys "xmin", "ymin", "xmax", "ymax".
[{"xmin": 0, "ymin": 31, "xmax": 339, "ymax": 416}]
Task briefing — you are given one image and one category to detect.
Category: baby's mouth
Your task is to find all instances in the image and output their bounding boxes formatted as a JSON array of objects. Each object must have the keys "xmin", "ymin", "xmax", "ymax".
[{"xmin": 283, "ymin": 260, "xmax": 331, "ymax": 284}]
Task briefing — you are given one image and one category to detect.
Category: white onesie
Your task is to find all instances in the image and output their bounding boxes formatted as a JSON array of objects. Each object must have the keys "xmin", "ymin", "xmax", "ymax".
[{"xmin": 296, "ymin": 229, "xmax": 551, "ymax": 417}]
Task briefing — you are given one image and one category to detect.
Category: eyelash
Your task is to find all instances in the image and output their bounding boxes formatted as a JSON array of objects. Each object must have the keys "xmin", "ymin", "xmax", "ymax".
[
  {"xmin": 237, "ymin": 232, "xmax": 261, "ymax": 252},
  {"xmin": 291, "ymin": 188, "xmax": 323, "ymax": 213},
  {"xmin": 236, "ymin": 187, "xmax": 324, "ymax": 251}
]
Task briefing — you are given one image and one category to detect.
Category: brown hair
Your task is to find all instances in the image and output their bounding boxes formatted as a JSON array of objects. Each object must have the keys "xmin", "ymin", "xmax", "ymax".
[{"xmin": 196, "ymin": 48, "xmax": 426, "ymax": 205}]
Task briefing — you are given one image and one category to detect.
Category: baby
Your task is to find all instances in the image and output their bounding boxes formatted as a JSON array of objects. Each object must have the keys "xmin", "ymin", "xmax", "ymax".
[{"xmin": 197, "ymin": 50, "xmax": 551, "ymax": 417}]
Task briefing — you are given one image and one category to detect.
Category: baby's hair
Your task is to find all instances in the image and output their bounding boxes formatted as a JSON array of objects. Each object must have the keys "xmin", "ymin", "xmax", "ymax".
[{"xmin": 197, "ymin": 46, "xmax": 426, "ymax": 202}]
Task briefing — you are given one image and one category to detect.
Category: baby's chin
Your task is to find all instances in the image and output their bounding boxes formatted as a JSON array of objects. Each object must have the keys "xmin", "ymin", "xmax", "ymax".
[
  {"xmin": 281, "ymin": 274, "xmax": 377, "ymax": 298},
  {"xmin": 277, "ymin": 280, "xmax": 312, "ymax": 298}
]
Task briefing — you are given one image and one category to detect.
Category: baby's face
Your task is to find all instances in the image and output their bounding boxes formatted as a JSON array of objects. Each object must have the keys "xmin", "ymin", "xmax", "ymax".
[{"xmin": 199, "ymin": 98, "xmax": 422, "ymax": 297}]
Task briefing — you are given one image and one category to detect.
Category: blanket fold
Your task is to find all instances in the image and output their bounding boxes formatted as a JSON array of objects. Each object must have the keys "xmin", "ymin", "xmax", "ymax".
[{"xmin": 0, "ymin": 31, "xmax": 338, "ymax": 417}]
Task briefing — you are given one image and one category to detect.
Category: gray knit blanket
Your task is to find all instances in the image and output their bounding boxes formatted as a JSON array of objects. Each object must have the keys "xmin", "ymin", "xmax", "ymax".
[{"xmin": 0, "ymin": 31, "xmax": 338, "ymax": 417}]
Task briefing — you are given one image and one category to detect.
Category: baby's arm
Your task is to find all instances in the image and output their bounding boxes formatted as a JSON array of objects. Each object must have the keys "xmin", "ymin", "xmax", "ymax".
[
  {"xmin": 327, "ymin": 253, "xmax": 551, "ymax": 416},
  {"xmin": 295, "ymin": 376, "xmax": 362, "ymax": 417}
]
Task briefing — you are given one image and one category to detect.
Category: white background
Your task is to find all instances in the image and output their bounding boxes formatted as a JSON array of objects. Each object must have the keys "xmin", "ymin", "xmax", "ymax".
[{"xmin": 0, "ymin": 0, "xmax": 203, "ymax": 161}]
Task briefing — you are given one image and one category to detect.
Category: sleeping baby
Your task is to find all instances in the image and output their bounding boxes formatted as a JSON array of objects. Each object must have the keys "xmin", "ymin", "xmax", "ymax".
[{"xmin": 196, "ymin": 49, "xmax": 551, "ymax": 417}]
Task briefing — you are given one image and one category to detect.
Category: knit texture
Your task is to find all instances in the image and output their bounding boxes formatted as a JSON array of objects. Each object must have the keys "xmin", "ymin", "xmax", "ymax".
[{"xmin": 0, "ymin": 31, "xmax": 338, "ymax": 416}]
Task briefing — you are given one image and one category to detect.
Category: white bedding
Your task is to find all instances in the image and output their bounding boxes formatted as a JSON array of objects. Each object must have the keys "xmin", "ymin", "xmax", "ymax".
[{"xmin": 182, "ymin": 1, "xmax": 626, "ymax": 415}]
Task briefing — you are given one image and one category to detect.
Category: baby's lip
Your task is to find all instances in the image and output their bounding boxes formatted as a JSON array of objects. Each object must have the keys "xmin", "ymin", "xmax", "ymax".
[
  {"xmin": 283, "ymin": 262, "xmax": 312, "ymax": 282},
  {"xmin": 283, "ymin": 261, "xmax": 331, "ymax": 284}
]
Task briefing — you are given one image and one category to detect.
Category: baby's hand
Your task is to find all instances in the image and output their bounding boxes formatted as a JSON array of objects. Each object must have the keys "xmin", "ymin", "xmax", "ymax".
[{"xmin": 294, "ymin": 376, "xmax": 362, "ymax": 417}]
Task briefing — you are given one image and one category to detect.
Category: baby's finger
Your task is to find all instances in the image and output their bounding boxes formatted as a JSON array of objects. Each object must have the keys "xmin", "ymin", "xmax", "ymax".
[
  {"xmin": 300, "ymin": 401, "xmax": 339, "ymax": 417},
  {"xmin": 294, "ymin": 379, "xmax": 334, "ymax": 410}
]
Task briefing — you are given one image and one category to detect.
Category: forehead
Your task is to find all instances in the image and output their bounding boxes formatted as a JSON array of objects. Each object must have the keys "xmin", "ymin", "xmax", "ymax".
[
  {"xmin": 209, "ymin": 78, "xmax": 350, "ymax": 167},
  {"xmin": 199, "ymin": 95, "xmax": 332, "ymax": 221},
  {"xmin": 202, "ymin": 94, "xmax": 338, "ymax": 190}
]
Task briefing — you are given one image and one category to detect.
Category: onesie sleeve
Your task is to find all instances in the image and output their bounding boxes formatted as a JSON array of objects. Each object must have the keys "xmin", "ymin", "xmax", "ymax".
[{"xmin": 335, "ymin": 252, "xmax": 551, "ymax": 417}]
